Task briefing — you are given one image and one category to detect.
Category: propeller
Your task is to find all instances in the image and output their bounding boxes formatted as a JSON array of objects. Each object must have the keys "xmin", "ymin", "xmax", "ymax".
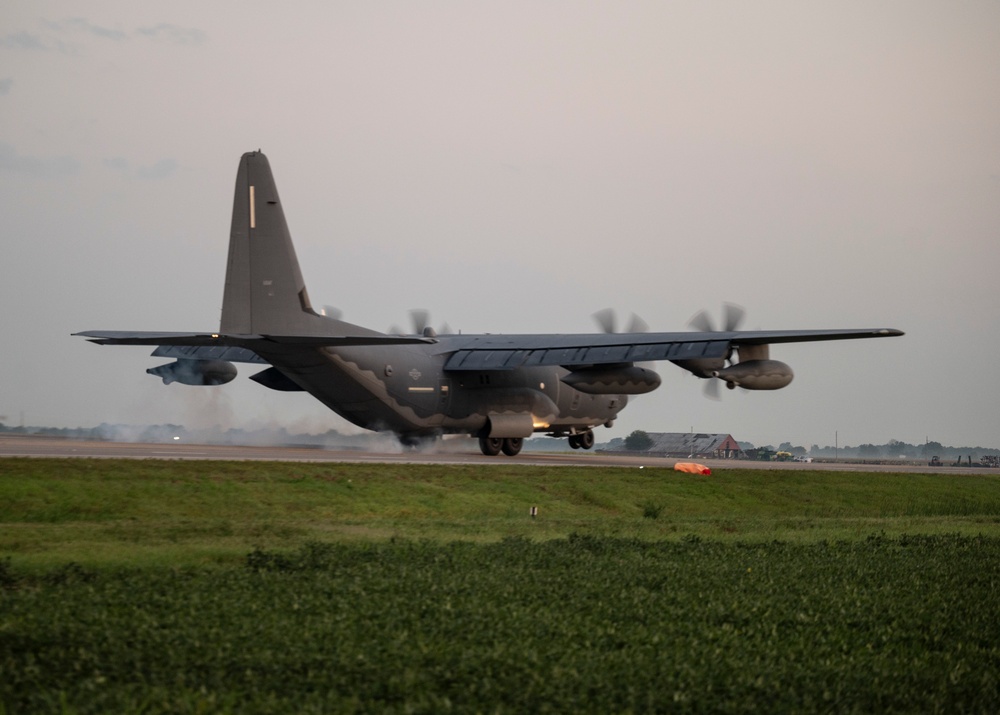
[
  {"xmin": 593, "ymin": 308, "xmax": 655, "ymax": 372},
  {"xmin": 703, "ymin": 372, "xmax": 724, "ymax": 401},
  {"xmin": 390, "ymin": 309, "xmax": 452, "ymax": 337},
  {"xmin": 687, "ymin": 303, "xmax": 746, "ymax": 400},
  {"xmin": 592, "ymin": 308, "xmax": 649, "ymax": 334},
  {"xmin": 687, "ymin": 302, "xmax": 745, "ymax": 333},
  {"xmin": 410, "ymin": 309, "xmax": 431, "ymax": 335}
]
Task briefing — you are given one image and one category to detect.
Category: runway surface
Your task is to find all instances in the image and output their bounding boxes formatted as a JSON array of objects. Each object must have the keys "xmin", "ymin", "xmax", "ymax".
[{"xmin": 0, "ymin": 434, "xmax": 990, "ymax": 474}]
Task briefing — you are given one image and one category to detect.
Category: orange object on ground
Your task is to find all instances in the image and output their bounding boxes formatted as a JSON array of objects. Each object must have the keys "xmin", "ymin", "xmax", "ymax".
[{"xmin": 674, "ymin": 462, "xmax": 711, "ymax": 475}]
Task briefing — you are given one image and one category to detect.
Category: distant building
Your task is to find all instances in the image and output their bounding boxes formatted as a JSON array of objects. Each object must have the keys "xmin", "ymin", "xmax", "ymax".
[{"xmin": 608, "ymin": 432, "xmax": 744, "ymax": 459}]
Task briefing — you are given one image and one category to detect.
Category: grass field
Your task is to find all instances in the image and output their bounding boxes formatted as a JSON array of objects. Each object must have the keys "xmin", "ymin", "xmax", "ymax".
[
  {"xmin": 3, "ymin": 458, "xmax": 1000, "ymax": 713},
  {"xmin": 3, "ymin": 458, "xmax": 1000, "ymax": 568}
]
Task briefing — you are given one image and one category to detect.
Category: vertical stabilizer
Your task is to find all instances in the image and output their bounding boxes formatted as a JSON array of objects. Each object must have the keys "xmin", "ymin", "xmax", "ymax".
[{"xmin": 220, "ymin": 152, "xmax": 376, "ymax": 338}]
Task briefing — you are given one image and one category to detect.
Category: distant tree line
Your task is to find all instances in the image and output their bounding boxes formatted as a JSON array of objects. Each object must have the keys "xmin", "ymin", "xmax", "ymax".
[
  {"xmin": 0, "ymin": 422, "xmax": 364, "ymax": 447},
  {"xmin": 2, "ymin": 423, "xmax": 998, "ymax": 457},
  {"xmin": 738, "ymin": 438, "xmax": 998, "ymax": 459}
]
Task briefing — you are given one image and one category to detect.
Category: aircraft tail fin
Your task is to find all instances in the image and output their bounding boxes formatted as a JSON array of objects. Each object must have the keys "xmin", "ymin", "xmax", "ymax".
[{"xmin": 220, "ymin": 152, "xmax": 378, "ymax": 338}]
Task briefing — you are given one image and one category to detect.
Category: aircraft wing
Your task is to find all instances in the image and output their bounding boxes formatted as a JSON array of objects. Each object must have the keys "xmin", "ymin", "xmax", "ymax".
[
  {"xmin": 74, "ymin": 330, "xmax": 438, "ymax": 367},
  {"xmin": 442, "ymin": 328, "xmax": 903, "ymax": 370},
  {"xmin": 73, "ymin": 331, "xmax": 435, "ymax": 347},
  {"xmin": 150, "ymin": 345, "xmax": 269, "ymax": 364}
]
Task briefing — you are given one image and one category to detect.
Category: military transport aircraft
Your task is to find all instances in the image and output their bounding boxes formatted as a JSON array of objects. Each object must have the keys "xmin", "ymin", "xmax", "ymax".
[{"xmin": 76, "ymin": 152, "xmax": 903, "ymax": 456}]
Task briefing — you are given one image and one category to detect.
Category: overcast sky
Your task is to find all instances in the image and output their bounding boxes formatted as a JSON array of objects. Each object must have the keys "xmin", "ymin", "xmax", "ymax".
[{"xmin": 2, "ymin": 1, "xmax": 998, "ymax": 449}]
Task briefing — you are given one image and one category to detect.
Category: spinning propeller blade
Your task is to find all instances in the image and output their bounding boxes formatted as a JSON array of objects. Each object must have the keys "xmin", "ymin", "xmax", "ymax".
[
  {"xmin": 593, "ymin": 308, "xmax": 648, "ymax": 334},
  {"xmin": 688, "ymin": 302, "xmax": 747, "ymax": 399}
]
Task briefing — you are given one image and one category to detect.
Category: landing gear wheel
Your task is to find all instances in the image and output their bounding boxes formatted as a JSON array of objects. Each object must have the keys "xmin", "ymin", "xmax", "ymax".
[
  {"xmin": 479, "ymin": 437, "xmax": 503, "ymax": 456},
  {"xmin": 569, "ymin": 430, "xmax": 595, "ymax": 450},
  {"xmin": 501, "ymin": 437, "xmax": 523, "ymax": 456}
]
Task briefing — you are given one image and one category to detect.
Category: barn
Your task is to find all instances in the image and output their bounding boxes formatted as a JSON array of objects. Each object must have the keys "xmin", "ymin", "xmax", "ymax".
[{"xmin": 614, "ymin": 433, "xmax": 744, "ymax": 459}]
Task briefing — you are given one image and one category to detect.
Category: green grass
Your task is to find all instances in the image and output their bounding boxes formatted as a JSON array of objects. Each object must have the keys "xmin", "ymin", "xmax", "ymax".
[
  {"xmin": 2, "ymin": 458, "xmax": 1000, "ymax": 568},
  {"xmin": 3, "ymin": 459, "xmax": 1000, "ymax": 712}
]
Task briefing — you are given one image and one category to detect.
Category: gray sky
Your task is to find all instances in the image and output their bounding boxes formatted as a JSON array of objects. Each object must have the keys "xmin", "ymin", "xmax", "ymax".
[{"xmin": 2, "ymin": 1, "xmax": 998, "ymax": 449}]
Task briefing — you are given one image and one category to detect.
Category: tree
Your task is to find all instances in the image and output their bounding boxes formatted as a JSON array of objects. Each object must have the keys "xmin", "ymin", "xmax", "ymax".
[
  {"xmin": 922, "ymin": 441, "xmax": 944, "ymax": 456},
  {"xmin": 624, "ymin": 430, "xmax": 653, "ymax": 451}
]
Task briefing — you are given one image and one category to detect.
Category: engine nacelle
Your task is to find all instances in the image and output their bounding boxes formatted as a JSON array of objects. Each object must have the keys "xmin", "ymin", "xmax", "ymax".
[
  {"xmin": 146, "ymin": 359, "xmax": 237, "ymax": 386},
  {"xmin": 561, "ymin": 366, "xmax": 661, "ymax": 395},
  {"xmin": 715, "ymin": 359, "xmax": 793, "ymax": 390}
]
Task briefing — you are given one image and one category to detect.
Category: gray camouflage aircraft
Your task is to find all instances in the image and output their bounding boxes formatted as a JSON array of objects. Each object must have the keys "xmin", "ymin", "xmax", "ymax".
[{"xmin": 76, "ymin": 151, "xmax": 903, "ymax": 456}]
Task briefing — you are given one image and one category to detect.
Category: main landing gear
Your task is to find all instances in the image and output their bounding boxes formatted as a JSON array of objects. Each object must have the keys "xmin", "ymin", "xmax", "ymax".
[
  {"xmin": 568, "ymin": 430, "xmax": 595, "ymax": 450},
  {"xmin": 478, "ymin": 437, "xmax": 524, "ymax": 456}
]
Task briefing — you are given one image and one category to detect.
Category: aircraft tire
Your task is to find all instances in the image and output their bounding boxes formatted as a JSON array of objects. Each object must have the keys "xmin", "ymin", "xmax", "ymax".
[
  {"xmin": 501, "ymin": 437, "xmax": 523, "ymax": 456},
  {"xmin": 568, "ymin": 434, "xmax": 581, "ymax": 449},
  {"xmin": 579, "ymin": 430, "xmax": 595, "ymax": 450},
  {"xmin": 479, "ymin": 437, "xmax": 503, "ymax": 456}
]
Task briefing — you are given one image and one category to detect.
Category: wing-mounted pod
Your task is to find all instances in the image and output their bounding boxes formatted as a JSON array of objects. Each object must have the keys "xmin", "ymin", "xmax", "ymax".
[
  {"xmin": 146, "ymin": 359, "xmax": 237, "ymax": 386},
  {"xmin": 673, "ymin": 343, "xmax": 793, "ymax": 393},
  {"xmin": 712, "ymin": 345, "xmax": 795, "ymax": 390},
  {"xmin": 561, "ymin": 365, "xmax": 661, "ymax": 395},
  {"xmin": 714, "ymin": 344, "xmax": 793, "ymax": 391}
]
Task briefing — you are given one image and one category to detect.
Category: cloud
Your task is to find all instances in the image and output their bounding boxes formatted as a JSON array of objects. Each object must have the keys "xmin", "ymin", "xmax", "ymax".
[
  {"xmin": 136, "ymin": 158, "xmax": 178, "ymax": 180},
  {"xmin": 0, "ymin": 32, "xmax": 47, "ymax": 50},
  {"xmin": 103, "ymin": 156, "xmax": 179, "ymax": 179},
  {"xmin": 0, "ymin": 143, "xmax": 79, "ymax": 177},
  {"xmin": 42, "ymin": 18, "xmax": 127, "ymax": 41},
  {"xmin": 103, "ymin": 156, "xmax": 129, "ymax": 172},
  {"xmin": 136, "ymin": 23, "xmax": 206, "ymax": 46},
  {"xmin": 4, "ymin": 19, "xmax": 204, "ymax": 52},
  {"xmin": 0, "ymin": 78, "xmax": 11, "ymax": 95}
]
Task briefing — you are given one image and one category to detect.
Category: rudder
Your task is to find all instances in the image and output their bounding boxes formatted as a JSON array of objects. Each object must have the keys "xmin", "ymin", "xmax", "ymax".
[{"xmin": 220, "ymin": 152, "xmax": 372, "ymax": 338}]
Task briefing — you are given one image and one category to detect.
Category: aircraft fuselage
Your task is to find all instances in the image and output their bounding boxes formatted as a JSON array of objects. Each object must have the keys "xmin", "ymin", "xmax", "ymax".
[{"xmin": 252, "ymin": 340, "xmax": 627, "ymax": 440}]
